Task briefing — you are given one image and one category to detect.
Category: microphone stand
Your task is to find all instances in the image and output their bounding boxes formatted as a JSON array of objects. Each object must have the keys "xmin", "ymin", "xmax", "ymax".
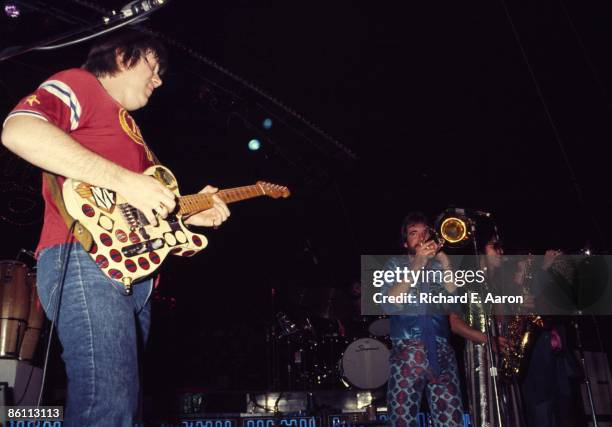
[
  {"xmin": 267, "ymin": 287, "xmax": 280, "ymax": 391},
  {"xmin": 573, "ymin": 319, "xmax": 598, "ymax": 427},
  {"xmin": 470, "ymin": 221, "xmax": 505, "ymax": 427}
]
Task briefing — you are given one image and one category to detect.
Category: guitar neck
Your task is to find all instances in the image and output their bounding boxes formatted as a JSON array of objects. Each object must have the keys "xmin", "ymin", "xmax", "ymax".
[{"xmin": 178, "ymin": 184, "xmax": 266, "ymax": 216}]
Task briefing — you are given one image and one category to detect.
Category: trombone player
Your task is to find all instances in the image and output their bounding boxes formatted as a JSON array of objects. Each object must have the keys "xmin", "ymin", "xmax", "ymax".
[
  {"xmin": 381, "ymin": 212, "xmax": 505, "ymax": 426},
  {"xmin": 382, "ymin": 212, "xmax": 463, "ymax": 426}
]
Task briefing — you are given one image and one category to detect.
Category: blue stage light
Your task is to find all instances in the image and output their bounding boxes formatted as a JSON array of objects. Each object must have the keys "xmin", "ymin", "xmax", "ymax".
[
  {"xmin": 262, "ymin": 118, "xmax": 273, "ymax": 130},
  {"xmin": 248, "ymin": 139, "xmax": 261, "ymax": 151}
]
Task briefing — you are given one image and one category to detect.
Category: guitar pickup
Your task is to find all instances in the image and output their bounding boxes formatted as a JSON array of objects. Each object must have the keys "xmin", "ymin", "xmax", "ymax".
[{"xmin": 121, "ymin": 238, "xmax": 165, "ymax": 257}]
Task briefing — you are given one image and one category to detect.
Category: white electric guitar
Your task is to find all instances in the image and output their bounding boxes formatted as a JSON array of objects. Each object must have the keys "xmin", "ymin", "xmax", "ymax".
[{"xmin": 62, "ymin": 165, "xmax": 290, "ymax": 292}]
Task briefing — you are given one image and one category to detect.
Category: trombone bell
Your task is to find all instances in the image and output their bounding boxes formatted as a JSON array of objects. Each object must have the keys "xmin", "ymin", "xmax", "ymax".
[{"xmin": 440, "ymin": 217, "xmax": 468, "ymax": 244}]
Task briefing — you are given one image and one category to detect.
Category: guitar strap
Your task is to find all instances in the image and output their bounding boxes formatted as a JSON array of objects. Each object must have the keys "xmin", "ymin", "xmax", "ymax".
[{"xmin": 43, "ymin": 171, "xmax": 94, "ymax": 251}]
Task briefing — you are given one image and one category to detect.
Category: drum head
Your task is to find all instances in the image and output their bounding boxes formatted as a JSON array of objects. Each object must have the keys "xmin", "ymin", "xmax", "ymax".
[
  {"xmin": 368, "ymin": 318, "xmax": 390, "ymax": 336},
  {"xmin": 341, "ymin": 338, "xmax": 390, "ymax": 389}
]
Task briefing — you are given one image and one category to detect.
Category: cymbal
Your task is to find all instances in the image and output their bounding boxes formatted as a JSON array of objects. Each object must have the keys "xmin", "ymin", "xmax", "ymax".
[{"xmin": 287, "ymin": 285, "xmax": 352, "ymax": 320}]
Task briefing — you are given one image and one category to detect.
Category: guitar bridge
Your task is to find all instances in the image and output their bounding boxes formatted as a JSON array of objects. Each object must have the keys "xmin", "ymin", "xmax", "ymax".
[{"xmin": 122, "ymin": 238, "xmax": 165, "ymax": 257}]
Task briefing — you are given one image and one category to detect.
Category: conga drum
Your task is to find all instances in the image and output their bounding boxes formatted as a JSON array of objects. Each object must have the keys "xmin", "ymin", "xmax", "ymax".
[
  {"xmin": 19, "ymin": 269, "xmax": 45, "ymax": 361},
  {"xmin": 0, "ymin": 261, "xmax": 31, "ymax": 357}
]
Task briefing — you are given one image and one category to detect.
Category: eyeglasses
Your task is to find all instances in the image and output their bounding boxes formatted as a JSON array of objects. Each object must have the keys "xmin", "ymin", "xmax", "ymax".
[
  {"xmin": 143, "ymin": 56, "xmax": 159, "ymax": 73},
  {"xmin": 143, "ymin": 55, "xmax": 162, "ymax": 86}
]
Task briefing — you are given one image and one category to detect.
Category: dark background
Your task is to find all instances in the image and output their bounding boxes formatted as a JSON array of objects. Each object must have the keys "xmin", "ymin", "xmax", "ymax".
[{"xmin": 1, "ymin": 0, "xmax": 611, "ymax": 418}]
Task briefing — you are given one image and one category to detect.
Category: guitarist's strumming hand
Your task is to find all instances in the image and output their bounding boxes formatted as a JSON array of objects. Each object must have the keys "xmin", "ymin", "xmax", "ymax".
[
  {"xmin": 184, "ymin": 185, "xmax": 231, "ymax": 227},
  {"xmin": 118, "ymin": 171, "xmax": 177, "ymax": 226}
]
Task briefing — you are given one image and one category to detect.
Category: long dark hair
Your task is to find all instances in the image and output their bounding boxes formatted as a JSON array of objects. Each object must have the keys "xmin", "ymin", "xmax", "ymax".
[{"xmin": 82, "ymin": 29, "xmax": 167, "ymax": 77}]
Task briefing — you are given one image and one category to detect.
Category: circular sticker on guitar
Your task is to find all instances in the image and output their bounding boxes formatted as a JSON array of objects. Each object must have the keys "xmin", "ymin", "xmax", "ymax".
[
  {"xmin": 95, "ymin": 255, "xmax": 109, "ymax": 269},
  {"xmin": 138, "ymin": 257, "xmax": 150, "ymax": 270},
  {"xmin": 115, "ymin": 229, "xmax": 128, "ymax": 243},
  {"xmin": 124, "ymin": 259, "xmax": 137, "ymax": 272},
  {"xmin": 149, "ymin": 252, "xmax": 161, "ymax": 264},
  {"xmin": 100, "ymin": 233, "xmax": 112, "ymax": 247},
  {"xmin": 82, "ymin": 204, "xmax": 95, "ymax": 218},
  {"xmin": 108, "ymin": 269, "xmax": 123, "ymax": 280},
  {"xmin": 109, "ymin": 249, "xmax": 122, "ymax": 262}
]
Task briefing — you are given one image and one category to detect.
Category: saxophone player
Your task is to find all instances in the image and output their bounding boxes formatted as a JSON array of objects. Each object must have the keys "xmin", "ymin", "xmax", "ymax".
[{"xmin": 518, "ymin": 249, "xmax": 578, "ymax": 427}]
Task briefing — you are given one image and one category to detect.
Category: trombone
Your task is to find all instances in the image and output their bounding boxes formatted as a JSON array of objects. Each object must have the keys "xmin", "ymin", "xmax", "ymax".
[{"xmin": 432, "ymin": 209, "xmax": 474, "ymax": 248}]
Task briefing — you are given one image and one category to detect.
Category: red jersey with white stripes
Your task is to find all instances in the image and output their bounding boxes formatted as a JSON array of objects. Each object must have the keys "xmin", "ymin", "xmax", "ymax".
[{"xmin": 4, "ymin": 68, "xmax": 155, "ymax": 253}]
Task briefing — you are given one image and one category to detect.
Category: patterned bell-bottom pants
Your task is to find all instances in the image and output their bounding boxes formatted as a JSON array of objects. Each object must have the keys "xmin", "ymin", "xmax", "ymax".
[{"xmin": 387, "ymin": 338, "xmax": 464, "ymax": 427}]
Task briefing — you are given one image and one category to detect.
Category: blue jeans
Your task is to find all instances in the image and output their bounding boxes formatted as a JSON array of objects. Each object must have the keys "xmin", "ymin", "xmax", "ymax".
[{"xmin": 37, "ymin": 244, "xmax": 153, "ymax": 426}]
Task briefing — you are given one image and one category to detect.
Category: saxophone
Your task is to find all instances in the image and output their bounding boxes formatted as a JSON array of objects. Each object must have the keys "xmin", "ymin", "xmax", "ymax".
[{"xmin": 500, "ymin": 256, "xmax": 544, "ymax": 381}]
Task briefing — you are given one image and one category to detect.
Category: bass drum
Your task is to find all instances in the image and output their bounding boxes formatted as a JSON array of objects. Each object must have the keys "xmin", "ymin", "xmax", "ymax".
[
  {"xmin": 299, "ymin": 336, "xmax": 352, "ymax": 388},
  {"xmin": 340, "ymin": 338, "xmax": 390, "ymax": 389}
]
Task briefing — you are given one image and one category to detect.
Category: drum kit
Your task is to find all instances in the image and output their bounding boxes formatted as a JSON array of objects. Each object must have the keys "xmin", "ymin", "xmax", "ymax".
[
  {"xmin": 274, "ymin": 285, "xmax": 391, "ymax": 391},
  {"xmin": 0, "ymin": 260, "xmax": 45, "ymax": 362}
]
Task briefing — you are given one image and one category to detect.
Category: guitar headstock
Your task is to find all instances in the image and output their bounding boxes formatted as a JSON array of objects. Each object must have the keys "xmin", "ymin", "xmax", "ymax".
[{"xmin": 257, "ymin": 181, "xmax": 291, "ymax": 199}]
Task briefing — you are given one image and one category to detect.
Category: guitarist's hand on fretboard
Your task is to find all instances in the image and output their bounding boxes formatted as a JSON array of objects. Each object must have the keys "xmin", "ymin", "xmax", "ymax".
[{"xmin": 183, "ymin": 185, "xmax": 230, "ymax": 227}]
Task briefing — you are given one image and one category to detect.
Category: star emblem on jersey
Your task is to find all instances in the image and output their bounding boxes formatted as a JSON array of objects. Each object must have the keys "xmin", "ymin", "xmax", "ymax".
[{"xmin": 25, "ymin": 95, "xmax": 40, "ymax": 106}]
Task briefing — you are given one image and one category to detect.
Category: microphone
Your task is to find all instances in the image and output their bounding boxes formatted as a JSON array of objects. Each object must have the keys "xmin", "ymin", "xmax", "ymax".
[
  {"xmin": 121, "ymin": 0, "xmax": 165, "ymax": 18},
  {"xmin": 103, "ymin": 0, "xmax": 166, "ymax": 23},
  {"xmin": 451, "ymin": 207, "xmax": 492, "ymax": 218}
]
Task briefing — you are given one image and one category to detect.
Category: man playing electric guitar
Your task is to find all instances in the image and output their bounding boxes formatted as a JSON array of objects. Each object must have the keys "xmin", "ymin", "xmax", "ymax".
[{"xmin": 1, "ymin": 30, "xmax": 229, "ymax": 426}]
